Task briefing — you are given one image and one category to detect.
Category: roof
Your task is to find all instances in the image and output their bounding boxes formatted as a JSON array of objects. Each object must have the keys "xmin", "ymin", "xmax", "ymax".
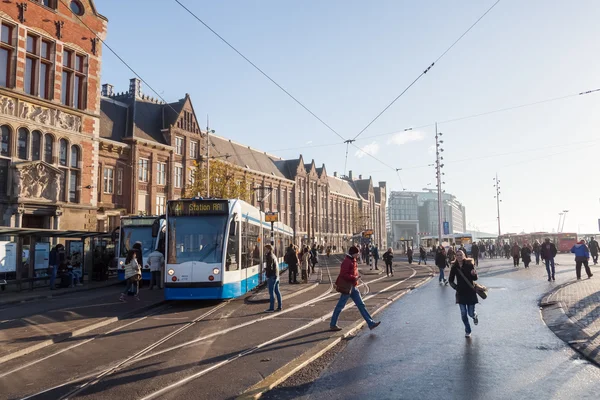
[
  {"xmin": 0, "ymin": 227, "xmax": 110, "ymax": 238},
  {"xmin": 327, "ymin": 176, "xmax": 359, "ymax": 199},
  {"xmin": 273, "ymin": 158, "xmax": 302, "ymax": 180},
  {"xmin": 354, "ymin": 179, "xmax": 372, "ymax": 198},
  {"xmin": 100, "ymin": 99, "xmax": 128, "ymax": 141},
  {"xmin": 209, "ymin": 135, "xmax": 288, "ymax": 179},
  {"xmin": 133, "ymin": 100, "xmax": 167, "ymax": 144},
  {"xmin": 163, "ymin": 98, "xmax": 186, "ymax": 128}
]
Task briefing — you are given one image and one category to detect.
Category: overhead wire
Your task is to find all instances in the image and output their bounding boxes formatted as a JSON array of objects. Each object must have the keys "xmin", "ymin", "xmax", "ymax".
[{"xmin": 352, "ymin": 0, "xmax": 501, "ymax": 141}]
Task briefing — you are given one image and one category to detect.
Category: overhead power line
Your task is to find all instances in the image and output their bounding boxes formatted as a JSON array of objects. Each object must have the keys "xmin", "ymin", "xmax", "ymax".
[{"xmin": 352, "ymin": 0, "xmax": 502, "ymax": 141}]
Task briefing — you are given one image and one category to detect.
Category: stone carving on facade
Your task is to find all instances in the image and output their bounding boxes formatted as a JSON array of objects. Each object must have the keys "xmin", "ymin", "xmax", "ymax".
[
  {"xmin": 11, "ymin": 161, "xmax": 62, "ymax": 203},
  {"xmin": 0, "ymin": 94, "xmax": 82, "ymax": 133}
]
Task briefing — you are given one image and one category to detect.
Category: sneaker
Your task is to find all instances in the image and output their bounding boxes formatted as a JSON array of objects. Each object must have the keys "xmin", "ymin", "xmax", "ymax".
[
  {"xmin": 552, "ymin": 276, "xmax": 555, "ymax": 281},
  {"xmin": 548, "ymin": 278, "xmax": 552, "ymax": 282},
  {"xmin": 119, "ymin": 296, "xmax": 126, "ymax": 302},
  {"xmin": 439, "ymin": 281, "xmax": 443, "ymax": 285},
  {"xmin": 264, "ymin": 309, "xmax": 275, "ymax": 313},
  {"xmin": 473, "ymin": 313, "xmax": 478, "ymax": 325},
  {"xmin": 589, "ymin": 274, "xmax": 594, "ymax": 279},
  {"xmin": 369, "ymin": 321, "xmax": 381, "ymax": 330},
  {"xmin": 276, "ymin": 307, "xmax": 282, "ymax": 311},
  {"xmin": 330, "ymin": 325, "xmax": 342, "ymax": 331},
  {"xmin": 444, "ymin": 279, "xmax": 448, "ymax": 286},
  {"xmin": 465, "ymin": 332, "xmax": 471, "ymax": 338}
]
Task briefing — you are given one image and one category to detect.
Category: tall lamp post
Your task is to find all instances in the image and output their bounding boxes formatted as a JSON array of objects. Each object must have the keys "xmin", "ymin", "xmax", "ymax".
[
  {"xmin": 493, "ymin": 174, "xmax": 502, "ymax": 237},
  {"xmin": 435, "ymin": 123, "xmax": 445, "ymax": 245},
  {"xmin": 561, "ymin": 210, "xmax": 569, "ymax": 232}
]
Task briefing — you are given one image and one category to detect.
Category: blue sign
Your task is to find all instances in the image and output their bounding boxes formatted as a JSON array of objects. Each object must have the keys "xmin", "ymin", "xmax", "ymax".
[{"xmin": 443, "ymin": 222, "xmax": 450, "ymax": 235}]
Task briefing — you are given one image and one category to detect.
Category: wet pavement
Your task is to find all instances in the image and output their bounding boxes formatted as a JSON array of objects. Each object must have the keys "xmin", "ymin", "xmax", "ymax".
[{"xmin": 300, "ymin": 255, "xmax": 600, "ymax": 400}]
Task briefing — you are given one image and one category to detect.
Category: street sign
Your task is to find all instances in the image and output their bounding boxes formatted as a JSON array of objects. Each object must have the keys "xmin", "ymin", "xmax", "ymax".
[
  {"xmin": 443, "ymin": 222, "xmax": 450, "ymax": 235},
  {"xmin": 265, "ymin": 212, "xmax": 279, "ymax": 222},
  {"xmin": 363, "ymin": 229, "xmax": 374, "ymax": 238}
]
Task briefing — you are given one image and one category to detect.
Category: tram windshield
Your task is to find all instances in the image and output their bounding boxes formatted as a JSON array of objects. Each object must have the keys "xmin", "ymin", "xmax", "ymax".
[
  {"xmin": 167, "ymin": 215, "xmax": 227, "ymax": 264},
  {"xmin": 119, "ymin": 226, "xmax": 155, "ymax": 259}
]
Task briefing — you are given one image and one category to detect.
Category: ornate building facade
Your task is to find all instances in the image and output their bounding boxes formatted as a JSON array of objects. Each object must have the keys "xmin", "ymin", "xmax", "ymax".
[{"xmin": 0, "ymin": 0, "xmax": 107, "ymax": 231}]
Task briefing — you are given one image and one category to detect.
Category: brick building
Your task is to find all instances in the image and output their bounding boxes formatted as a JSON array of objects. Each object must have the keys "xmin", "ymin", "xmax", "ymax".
[{"xmin": 0, "ymin": 0, "xmax": 106, "ymax": 231}]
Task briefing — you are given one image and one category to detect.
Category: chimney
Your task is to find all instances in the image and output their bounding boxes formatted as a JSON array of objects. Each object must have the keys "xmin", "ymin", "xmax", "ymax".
[
  {"xmin": 359, "ymin": 175, "xmax": 362, "ymax": 180},
  {"xmin": 129, "ymin": 78, "xmax": 142, "ymax": 98},
  {"xmin": 333, "ymin": 172, "xmax": 337, "ymax": 178},
  {"xmin": 348, "ymin": 170, "xmax": 353, "ymax": 180},
  {"xmin": 101, "ymin": 83, "xmax": 114, "ymax": 97}
]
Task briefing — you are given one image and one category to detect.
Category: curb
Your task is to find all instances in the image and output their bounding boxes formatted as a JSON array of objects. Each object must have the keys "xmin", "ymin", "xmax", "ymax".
[
  {"xmin": 237, "ymin": 271, "xmax": 433, "ymax": 399},
  {"xmin": 0, "ymin": 299, "xmax": 168, "ymax": 365},
  {"xmin": 0, "ymin": 280, "xmax": 123, "ymax": 307}
]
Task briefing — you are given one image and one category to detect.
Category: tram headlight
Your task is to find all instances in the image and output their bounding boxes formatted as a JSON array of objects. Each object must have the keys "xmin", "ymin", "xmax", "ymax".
[
  {"xmin": 119, "ymin": 260, "xmax": 124, "ymax": 266},
  {"xmin": 167, "ymin": 269, "xmax": 175, "ymax": 276},
  {"xmin": 212, "ymin": 268, "xmax": 220, "ymax": 275}
]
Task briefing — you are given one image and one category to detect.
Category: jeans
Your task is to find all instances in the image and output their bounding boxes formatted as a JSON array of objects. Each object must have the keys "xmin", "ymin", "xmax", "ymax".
[
  {"xmin": 72, "ymin": 268, "xmax": 82, "ymax": 284},
  {"xmin": 374, "ymin": 258, "xmax": 379, "ymax": 269},
  {"xmin": 385, "ymin": 261, "xmax": 393, "ymax": 276},
  {"xmin": 535, "ymin": 252, "xmax": 540, "ymax": 264},
  {"xmin": 150, "ymin": 271, "xmax": 162, "ymax": 288},
  {"xmin": 330, "ymin": 286, "xmax": 375, "ymax": 328},
  {"xmin": 473, "ymin": 255, "xmax": 478, "ymax": 267},
  {"xmin": 123, "ymin": 278, "xmax": 139, "ymax": 296},
  {"xmin": 545, "ymin": 258, "xmax": 555, "ymax": 279},
  {"xmin": 267, "ymin": 276, "xmax": 282, "ymax": 310},
  {"xmin": 49, "ymin": 265, "xmax": 57, "ymax": 289},
  {"xmin": 575, "ymin": 257, "xmax": 592, "ymax": 279},
  {"xmin": 459, "ymin": 303, "xmax": 476, "ymax": 334},
  {"xmin": 419, "ymin": 256, "xmax": 427, "ymax": 265},
  {"xmin": 438, "ymin": 266, "xmax": 445, "ymax": 282},
  {"xmin": 408, "ymin": 255, "xmax": 413, "ymax": 264}
]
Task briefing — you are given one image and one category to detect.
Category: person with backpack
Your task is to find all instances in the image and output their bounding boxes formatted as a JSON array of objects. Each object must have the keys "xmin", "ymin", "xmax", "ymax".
[
  {"xmin": 330, "ymin": 246, "xmax": 381, "ymax": 331},
  {"xmin": 588, "ymin": 237, "xmax": 600, "ymax": 265},
  {"xmin": 448, "ymin": 250, "xmax": 479, "ymax": 338},
  {"xmin": 435, "ymin": 245, "xmax": 448, "ymax": 285},
  {"xmin": 285, "ymin": 244, "xmax": 299, "ymax": 284},
  {"xmin": 541, "ymin": 238, "xmax": 558, "ymax": 281},
  {"xmin": 571, "ymin": 240, "xmax": 593, "ymax": 280},
  {"xmin": 382, "ymin": 247, "xmax": 394, "ymax": 277},
  {"xmin": 120, "ymin": 249, "xmax": 141, "ymax": 302},
  {"xmin": 264, "ymin": 244, "xmax": 282, "ymax": 312}
]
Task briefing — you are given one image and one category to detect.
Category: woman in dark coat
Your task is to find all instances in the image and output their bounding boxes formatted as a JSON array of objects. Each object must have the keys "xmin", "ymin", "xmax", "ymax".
[
  {"xmin": 448, "ymin": 250, "xmax": 479, "ymax": 337},
  {"xmin": 435, "ymin": 246, "xmax": 448, "ymax": 285},
  {"xmin": 521, "ymin": 245, "xmax": 532, "ymax": 268}
]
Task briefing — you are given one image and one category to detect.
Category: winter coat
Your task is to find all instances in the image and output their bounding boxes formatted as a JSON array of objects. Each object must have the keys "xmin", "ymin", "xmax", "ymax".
[
  {"xmin": 449, "ymin": 260, "xmax": 478, "ymax": 305},
  {"xmin": 419, "ymin": 248, "xmax": 426, "ymax": 257},
  {"xmin": 471, "ymin": 245, "xmax": 479, "ymax": 257},
  {"xmin": 571, "ymin": 243, "xmax": 590, "ymax": 259},
  {"xmin": 407, "ymin": 248, "xmax": 413, "ymax": 257},
  {"xmin": 533, "ymin": 242, "xmax": 540, "ymax": 253},
  {"xmin": 382, "ymin": 250, "xmax": 393, "ymax": 264},
  {"xmin": 284, "ymin": 248, "xmax": 299, "ymax": 268},
  {"xmin": 511, "ymin": 245, "xmax": 521, "ymax": 257},
  {"xmin": 338, "ymin": 255, "xmax": 360, "ymax": 287},
  {"xmin": 124, "ymin": 258, "xmax": 141, "ymax": 280},
  {"xmin": 589, "ymin": 240, "xmax": 600, "ymax": 255},
  {"xmin": 435, "ymin": 250, "xmax": 447, "ymax": 268},
  {"xmin": 541, "ymin": 242, "xmax": 557, "ymax": 259},
  {"xmin": 371, "ymin": 247, "xmax": 380, "ymax": 260},
  {"xmin": 265, "ymin": 251, "xmax": 279, "ymax": 278},
  {"xmin": 521, "ymin": 246, "xmax": 531, "ymax": 261},
  {"xmin": 310, "ymin": 248, "xmax": 319, "ymax": 264},
  {"xmin": 301, "ymin": 252, "xmax": 310, "ymax": 271}
]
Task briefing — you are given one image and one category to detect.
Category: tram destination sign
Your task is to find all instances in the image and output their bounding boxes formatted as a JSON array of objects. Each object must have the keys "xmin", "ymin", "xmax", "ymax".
[{"xmin": 168, "ymin": 200, "xmax": 229, "ymax": 216}]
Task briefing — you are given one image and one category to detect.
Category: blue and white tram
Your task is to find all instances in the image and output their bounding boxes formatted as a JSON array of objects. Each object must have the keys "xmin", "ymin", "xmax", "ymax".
[
  {"xmin": 115, "ymin": 215, "xmax": 165, "ymax": 281},
  {"xmin": 162, "ymin": 198, "xmax": 293, "ymax": 300}
]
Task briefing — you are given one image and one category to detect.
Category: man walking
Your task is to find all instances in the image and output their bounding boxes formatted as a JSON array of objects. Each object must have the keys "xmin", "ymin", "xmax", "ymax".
[
  {"xmin": 589, "ymin": 236, "xmax": 600, "ymax": 265},
  {"xmin": 533, "ymin": 240, "xmax": 541, "ymax": 265},
  {"xmin": 147, "ymin": 249, "xmax": 165, "ymax": 290},
  {"xmin": 371, "ymin": 245, "xmax": 380, "ymax": 270},
  {"xmin": 418, "ymin": 246, "xmax": 427, "ymax": 265},
  {"xmin": 471, "ymin": 242, "xmax": 480, "ymax": 267},
  {"xmin": 541, "ymin": 238, "xmax": 558, "ymax": 281},
  {"xmin": 571, "ymin": 240, "xmax": 593, "ymax": 280}
]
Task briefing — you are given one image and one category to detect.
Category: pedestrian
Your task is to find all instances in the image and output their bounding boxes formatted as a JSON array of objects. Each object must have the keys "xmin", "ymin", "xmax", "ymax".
[
  {"xmin": 504, "ymin": 243, "xmax": 511, "ymax": 259},
  {"xmin": 589, "ymin": 236, "xmax": 600, "ymax": 265},
  {"xmin": 48, "ymin": 244, "xmax": 65, "ymax": 290},
  {"xmin": 571, "ymin": 240, "xmax": 593, "ymax": 280},
  {"xmin": 521, "ymin": 245, "xmax": 532, "ymax": 268},
  {"xmin": 285, "ymin": 244, "xmax": 300, "ymax": 284},
  {"xmin": 371, "ymin": 245, "xmax": 380, "ymax": 270},
  {"xmin": 382, "ymin": 247, "xmax": 394, "ymax": 277},
  {"xmin": 511, "ymin": 242, "xmax": 521, "ymax": 267},
  {"xmin": 458, "ymin": 244, "xmax": 467, "ymax": 257},
  {"xmin": 407, "ymin": 247, "xmax": 414, "ymax": 264},
  {"xmin": 533, "ymin": 240, "xmax": 541, "ymax": 265},
  {"xmin": 541, "ymin": 238, "xmax": 558, "ymax": 281},
  {"xmin": 147, "ymin": 249, "xmax": 164, "ymax": 290},
  {"xmin": 120, "ymin": 249, "xmax": 141, "ymax": 302},
  {"xmin": 471, "ymin": 242, "xmax": 480, "ymax": 267},
  {"xmin": 330, "ymin": 246, "xmax": 381, "ymax": 331},
  {"xmin": 310, "ymin": 245, "xmax": 319, "ymax": 274},
  {"xmin": 435, "ymin": 246, "xmax": 448, "ymax": 285},
  {"xmin": 264, "ymin": 244, "xmax": 282, "ymax": 312},
  {"xmin": 448, "ymin": 250, "xmax": 479, "ymax": 338},
  {"xmin": 447, "ymin": 246, "xmax": 456, "ymax": 264},
  {"xmin": 301, "ymin": 246, "xmax": 310, "ymax": 283},
  {"xmin": 418, "ymin": 246, "xmax": 427, "ymax": 265},
  {"xmin": 479, "ymin": 242, "xmax": 486, "ymax": 259}
]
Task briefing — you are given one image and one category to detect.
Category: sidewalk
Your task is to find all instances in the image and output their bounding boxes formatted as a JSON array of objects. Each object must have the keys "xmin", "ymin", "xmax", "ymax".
[
  {"xmin": 246, "ymin": 268, "xmax": 322, "ymax": 304},
  {"xmin": 541, "ymin": 272, "xmax": 600, "ymax": 366},
  {"xmin": 0, "ymin": 287, "xmax": 166, "ymax": 364}
]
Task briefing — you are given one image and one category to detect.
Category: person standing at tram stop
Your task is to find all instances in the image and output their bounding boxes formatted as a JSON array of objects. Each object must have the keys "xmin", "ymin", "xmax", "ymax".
[
  {"xmin": 588, "ymin": 236, "xmax": 600, "ymax": 265},
  {"xmin": 541, "ymin": 238, "xmax": 558, "ymax": 281},
  {"xmin": 264, "ymin": 244, "xmax": 282, "ymax": 312},
  {"xmin": 309, "ymin": 244, "xmax": 319, "ymax": 274},
  {"xmin": 382, "ymin": 247, "xmax": 394, "ymax": 277},
  {"xmin": 571, "ymin": 240, "xmax": 593, "ymax": 280},
  {"xmin": 371, "ymin": 245, "xmax": 380, "ymax": 270},
  {"xmin": 471, "ymin": 241, "xmax": 480, "ymax": 267},
  {"xmin": 301, "ymin": 246, "xmax": 310, "ymax": 283},
  {"xmin": 48, "ymin": 244, "xmax": 66, "ymax": 290},
  {"xmin": 435, "ymin": 245, "xmax": 448, "ymax": 285},
  {"xmin": 285, "ymin": 244, "xmax": 299, "ymax": 284},
  {"xmin": 147, "ymin": 249, "xmax": 165, "ymax": 290},
  {"xmin": 448, "ymin": 250, "xmax": 479, "ymax": 338},
  {"xmin": 330, "ymin": 246, "xmax": 381, "ymax": 332},
  {"xmin": 120, "ymin": 249, "xmax": 141, "ymax": 302},
  {"xmin": 407, "ymin": 246, "xmax": 414, "ymax": 264}
]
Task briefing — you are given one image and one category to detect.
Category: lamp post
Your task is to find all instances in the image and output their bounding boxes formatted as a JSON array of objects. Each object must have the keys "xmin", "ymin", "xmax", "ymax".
[
  {"xmin": 434, "ymin": 123, "xmax": 445, "ymax": 244},
  {"xmin": 493, "ymin": 174, "xmax": 502, "ymax": 237},
  {"xmin": 557, "ymin": 213, "xmax": 564, "ymax": 233},
  {"xmin": 561, "ymin": 210, "xmax": 569, "ymax": 232}
]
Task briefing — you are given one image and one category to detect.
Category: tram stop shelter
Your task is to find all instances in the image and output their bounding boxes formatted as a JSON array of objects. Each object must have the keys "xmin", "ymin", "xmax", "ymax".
[{"xmin": 0, "ymin": 227, "xmax": 111, "ymax": 292}]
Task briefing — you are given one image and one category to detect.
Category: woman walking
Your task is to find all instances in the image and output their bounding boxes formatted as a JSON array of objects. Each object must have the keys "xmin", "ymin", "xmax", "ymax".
[
  {"xmin": 521, "ymin": 245, "xmax": 532, "ymax": 268},
  {"xmin": 264, "ymin": 244, "xmax": 282, "ymax": 312},
  {"xmin": 435, "ymin": 246, "xmax": 448, "ymax": 285},
  {"xmin": 407, "ymin": 247, "xmax": 413, "ymax": 264},
  {"xmin": 448, "ymin": 250, "xmax": 479, "ymax": 338},
  {"xmin": 330, "ymin": 246, "xmax": 381, "ymax": 331},
  {"xmin": 511, "ymin": 242, "xmax": 521, "ymax": 267},
  {"xmin": 120, "ymin": 249, "xmax": 141, "ymax": 302},
  {"xmin": 382, "ymin": 247, "xmax": 394, "ymax": 277}
]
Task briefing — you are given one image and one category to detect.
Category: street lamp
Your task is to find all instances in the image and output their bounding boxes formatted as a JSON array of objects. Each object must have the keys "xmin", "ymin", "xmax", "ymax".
[
  {"xmin": 561, "ymin": 210, "xmax": 569, "ymax": 232},
  {"xmin": 434, "ymin": 123, "xmax": 444, "ymax": 243},
  {"xmin": 493, "ymin": 174, "xmax": 502, "ymax": 237}
]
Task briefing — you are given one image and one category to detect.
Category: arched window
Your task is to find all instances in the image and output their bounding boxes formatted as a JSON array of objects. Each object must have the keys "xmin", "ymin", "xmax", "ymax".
[
  {"xmin": 0, "ymin": 125, "xmax": 10, "ymax": 157},
  {"xmin": 31, "ymin": 130, "xmax": 41, "ymax": 161},
  {"xmin": 44, "ymin": 134, "xmax": 54, "ymax": 163},
  {"xmin": 59, "ymin": 138, "xmax": 68, "ymax": 166},
  {"xmin": 70, "ymin": 145, "xmax": 79, "ymax": 168},
  {"xmin": 17, "ymin": 128, "xmax": 29, "ymax": 160}
]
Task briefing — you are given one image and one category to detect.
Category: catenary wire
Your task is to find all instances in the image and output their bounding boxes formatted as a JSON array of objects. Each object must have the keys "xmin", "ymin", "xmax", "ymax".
[{"xmin": 352, "ymin": 0, "xmax": 501, "ymax": 141}]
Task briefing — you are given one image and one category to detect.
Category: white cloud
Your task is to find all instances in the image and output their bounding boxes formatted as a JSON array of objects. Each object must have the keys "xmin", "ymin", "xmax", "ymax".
[
  {"xmin": 355, "ymin": 141, "xmax": 380, "ymax": 158},
  {"xmin": 306, "ymin": 140, "xmax": 313, "ymax": 145},
  {"xmin": 386, "ymin": 130, "xmax": 425, "ymax": 146}
]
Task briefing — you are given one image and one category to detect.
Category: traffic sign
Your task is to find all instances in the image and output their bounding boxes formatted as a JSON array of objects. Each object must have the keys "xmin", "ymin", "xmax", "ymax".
[{"xmin": 265, "ymin": 212, "xmax": 279, "ymax": 222}]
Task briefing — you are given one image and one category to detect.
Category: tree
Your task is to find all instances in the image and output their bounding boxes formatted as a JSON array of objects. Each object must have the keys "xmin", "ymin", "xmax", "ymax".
[{"xmin": 186, "ymin": 159, "xmax": 252, "ymax": 201}]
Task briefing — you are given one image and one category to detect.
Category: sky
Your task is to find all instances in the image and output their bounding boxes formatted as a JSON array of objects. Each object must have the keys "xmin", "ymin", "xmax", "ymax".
[{"xmin": 96, "ymin": 0, "xmax": 600, "ymax": 235}]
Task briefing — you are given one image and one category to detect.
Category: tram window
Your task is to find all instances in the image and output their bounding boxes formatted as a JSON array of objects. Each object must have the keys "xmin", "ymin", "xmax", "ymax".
[{"xmin": 226, "ymin": 221, "xmax": 239, "ymax": 271}]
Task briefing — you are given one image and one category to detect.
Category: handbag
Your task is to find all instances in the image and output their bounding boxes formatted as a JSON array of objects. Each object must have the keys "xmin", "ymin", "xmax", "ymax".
[
  {"xmin": 456, "ymin": 266, "xmax": 488, "ymax": 300},
  {"xmin": 334, "ymin": 275, "xmax": 353, "ymax": 295}
]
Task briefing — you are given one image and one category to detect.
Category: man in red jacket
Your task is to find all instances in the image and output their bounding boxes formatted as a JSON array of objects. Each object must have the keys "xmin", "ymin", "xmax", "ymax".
[{"xmin": 330, "ymin": 246, "xmax": 381, "ymax": 331}]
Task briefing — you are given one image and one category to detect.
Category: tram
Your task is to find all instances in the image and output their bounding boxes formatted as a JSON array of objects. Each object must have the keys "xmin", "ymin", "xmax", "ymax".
[
  {"xmin": 161, "ymin": 198, "xmax": 293, "ymax": 300},
  {"xmin": 115, "ymin": 215, "xmax": 165, "ymax": 281}
]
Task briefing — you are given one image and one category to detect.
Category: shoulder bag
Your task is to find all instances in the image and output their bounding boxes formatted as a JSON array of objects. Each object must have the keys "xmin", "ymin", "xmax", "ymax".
[
  {"xmin": 456, "ymin": 266, "xmax": 488, "ymax": 299},
  {"xmin": 334, "ymin": 275, "xmax": 353, "ymax": 295}
]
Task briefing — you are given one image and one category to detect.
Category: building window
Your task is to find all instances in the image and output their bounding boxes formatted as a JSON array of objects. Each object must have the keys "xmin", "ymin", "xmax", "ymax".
[
  {"xmin": 69, "ymin": 145, "xmax": 80, "ymax": 203},
  {"xmin": 190, "ymin": 141, "xmax": 198, "ymax": 158},
  {"xmin": 17, "ymin": 128, "xmax": 28, "ymax": 160},
  {"xmin": 69, "ymin": 0, "xmax": 84, "ymax": 15},
  {"xmin": 116, "ymin": 168, "xmax": 123, "ymax": 195},
  {"xmin": 174, "ymin": 166, "xmax": 183, "ymax": 188},
  {"xmin": 0, "ymin": 125, "xmax": 10, "ymax": 157},
  {"xmin": 103, "ymin": 167, "xmax": 114, "ymax": 194},
  {"xmin": 33, "ymin": 1, "xmax": 57, "ymax": 9},
  {"xmin": 25, "ymin": 34, "xmax": 54, "ymax": 99},
  {"xmin": 0, "ymin": 22, "xmax": 14, "ymax": 88},
  {"xmin": 44, "ymin": 134, "xmax": 54, "ymax": 163},
  {"xmin": 30, "ymin": 130, "xmax": 41, "ymax": 161},
  {"xmin": 62, "ymin": 48, "xmax": 86, "ymax": 109},
  {"xmin": 138, "ymin": 158, "xmax": 149, "ymax": 182},
  {"xmin": 156, "ymin": 195, "xmax": 166, "ymax": 215},
  {"xmin": 59, "ymin": 138, "xmax": 68, "ymax": 166},
  {"xmin": 138, "ymin": 191, "xmax": 147, "ymax": 214},
  {"xmin": 175, "ymin": 137, "xmax": 183, "ymax": 155},
  {"xmin": 156, "ymin": 162, "xmax": 166, "ymax": 185}
]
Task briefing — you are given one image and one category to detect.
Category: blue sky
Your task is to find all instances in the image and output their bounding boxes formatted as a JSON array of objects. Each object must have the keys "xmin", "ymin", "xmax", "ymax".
[{"xmin": 98, "ymin": 0, "xmax": 600, "ymax": 234}]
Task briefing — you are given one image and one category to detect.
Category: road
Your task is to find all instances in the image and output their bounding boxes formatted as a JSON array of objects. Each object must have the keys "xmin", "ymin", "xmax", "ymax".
[{"xmin": 290, "ymin": 254, "xmax": 600, "ymax": 400}]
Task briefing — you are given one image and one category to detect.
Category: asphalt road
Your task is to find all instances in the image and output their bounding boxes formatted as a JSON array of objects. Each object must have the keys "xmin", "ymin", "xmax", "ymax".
[{"xmin": 298, "ymin": 254, "xmax": 600, "ymax": 400}]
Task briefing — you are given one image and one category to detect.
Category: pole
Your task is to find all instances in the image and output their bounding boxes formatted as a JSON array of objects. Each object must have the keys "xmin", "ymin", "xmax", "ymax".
[
  {"xmin": 561, "ymin": 210, "xmax": 569, "ymax": 232},
  {"xmin": 495, "ymin": 173, "xmax": 501, "ymax": 237},
  {"xmin": 206, "ymin": 115, "xmax": 210, "ymax": 198},
  {"xmin": 435, "ymin": 123, "xmax": 443, "ymax": 245},
  {"xmin": 557, "ymin": 213, "xmax": 563, "ymax": 233}
]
